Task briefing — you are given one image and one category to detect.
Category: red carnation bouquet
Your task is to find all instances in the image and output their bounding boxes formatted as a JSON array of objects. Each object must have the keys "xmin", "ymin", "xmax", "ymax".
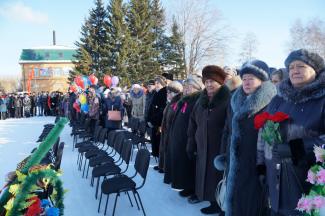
[{"xmin": 254, "ymin": 111, "xmax": 289, "ymax": 147}]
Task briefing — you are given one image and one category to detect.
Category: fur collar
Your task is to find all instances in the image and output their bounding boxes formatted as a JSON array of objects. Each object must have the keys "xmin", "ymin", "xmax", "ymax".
[
  {"xmin": 130, "ymin": 89, "xmax": 144, "ymax": 99},
  {"xmin": 231, "ymin": 80, "xmax": 277, "ymax": 119},
  {"xmin": 199, "ymin": 86, "xmax": 230, "ymax": 109},
  {"xmin": 179, "ymin": 91, "xmax": 201, "ymax": 104},
  {"xmin": 170, "ymin": 93, "xmax": 183, "ymax": 104},
  {"xmin": 278, "ymin": 71, "xmax": 325, "ymax": 104}
]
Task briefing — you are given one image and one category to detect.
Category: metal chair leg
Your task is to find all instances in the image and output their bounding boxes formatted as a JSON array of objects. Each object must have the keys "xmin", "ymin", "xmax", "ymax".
[
  {"xmin": 86, "ymin": 163, "xmax": 90, "ymax": 178},
  {"xmin": 95, "ymin": 176, "xmax": 101, "ymax": 199},
  {"xmin": 104, "ymin": 194, "xmax": 110, "ymax": 216},
  {"xmin": 98, "ymin": 192, "xmax": 103, "ymax": 213},
  {"xmin": 132, "ymin": 190, "xmax": 140, "ymax": 210},
  {"xmin": 82, "ymin": 159, "xmax": 87, "ymax": 178},
  {"xmin": 136, "ymin": 191, "xmax": 146, "ymax": 216},
  {"xmin": 112, "ymin": 193, "xmax": 119, "ymax": 216},
  {"xmin": 126, "ymin": 191, "xmax": 133, "ymax": 207}
]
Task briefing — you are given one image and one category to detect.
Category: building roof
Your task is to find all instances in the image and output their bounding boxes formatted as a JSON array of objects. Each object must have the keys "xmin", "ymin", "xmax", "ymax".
[{"xmin": 19, "ymin": 45, "xmax": 77, "ymax": 63}]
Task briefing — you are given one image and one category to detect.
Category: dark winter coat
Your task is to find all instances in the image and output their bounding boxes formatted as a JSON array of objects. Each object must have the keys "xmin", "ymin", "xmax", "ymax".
[
  {"xmin": 225, "ymin": 81, "xmax": 276, "ymax": 216},
  {"xmin": 103, "ymin": 96, "xmax": 124, "ymax": 130},
  {"xmin": 159, "ymin": 93, "xmax": 182, "ymax": 183},
  {"xmin": 147, "ymin": 87, "xmax": 167, "ymax": 127},
  {"xmin": 187, "ymin": 86, "xmax": 230, "ymax": 201},
  {"xmin": 257, "ymin": 71, "xmax": 325, "ymax": 215},
  {"xmin": 144, "ymin": 91, "xmax": 156, "ymax": 122},
  {"xmin": 169, "ymin": 91, "xmax": 201, "ymax": 190}
]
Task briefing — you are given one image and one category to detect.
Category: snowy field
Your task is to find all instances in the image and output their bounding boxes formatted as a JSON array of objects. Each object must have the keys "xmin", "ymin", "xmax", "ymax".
[{"xmin": 0, "ymin": 117, "xmax": 211, "ymax": 216}]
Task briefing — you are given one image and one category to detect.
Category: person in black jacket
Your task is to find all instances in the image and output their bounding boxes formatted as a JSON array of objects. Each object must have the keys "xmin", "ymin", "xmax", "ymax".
[
  {"xmin": 147, "ymin": 75, "xmax": 167, "ymax": 163},
  {"xmin": 169, "ymin": 75, "xmax": 204, "ymax": 201}
]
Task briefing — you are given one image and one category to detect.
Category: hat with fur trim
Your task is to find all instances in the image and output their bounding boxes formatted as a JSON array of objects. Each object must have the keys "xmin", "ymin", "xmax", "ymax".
[
  {"xmin": 184, "ymin": 74, "xmax": 204, "ymax": 90},
  {"xmin": 240, "ymin": 60, "xmax": 270, "ymax": 81},
  {"xmin": 167, "ymin": 81, "xmax": 183, "ymax": 94},
  {"xmin": 285, "ymin": 49, "xmax": 325, "ymax": 74},
  {"xmin": 202, "ymin": 65, "xmax": 227, "ymax": 84}
]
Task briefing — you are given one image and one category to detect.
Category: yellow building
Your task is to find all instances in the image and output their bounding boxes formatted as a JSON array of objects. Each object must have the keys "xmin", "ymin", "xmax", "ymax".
[{"xmin": 19, "ymin": 45, "xmax": 76, "ymax": 93}]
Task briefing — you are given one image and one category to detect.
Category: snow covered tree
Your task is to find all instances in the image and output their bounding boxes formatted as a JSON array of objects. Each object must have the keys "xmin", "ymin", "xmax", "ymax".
[
  {"xmin": 106, "ymin": 0, "xmax": 132, "ymax": 86},
  {"xmin": 164, "ymin": 17, "xmax": 186, "ymax": 79}
]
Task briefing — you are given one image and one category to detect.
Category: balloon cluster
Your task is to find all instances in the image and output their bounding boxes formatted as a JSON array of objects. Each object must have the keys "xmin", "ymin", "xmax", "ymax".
[
  {"xmin": 71, "ymin": 74, "xmax": 120, "ymax": 114},
  {"xmin": 103, "ymin": 75, "xmax": 119, "ymax": 88}
]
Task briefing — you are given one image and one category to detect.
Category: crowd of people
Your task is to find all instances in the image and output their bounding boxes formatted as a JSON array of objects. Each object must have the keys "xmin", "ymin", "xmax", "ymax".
[
  {"xmin": 0, "ymin": 91, "xmax": 66, "ymax": 120},
  {"xmin": 2, "ymin": 48, "xmax": 324, "ymax": 216}
]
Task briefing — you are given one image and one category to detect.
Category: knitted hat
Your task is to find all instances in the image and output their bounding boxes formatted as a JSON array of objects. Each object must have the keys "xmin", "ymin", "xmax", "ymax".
[
  {"xmin": 202, "ymin": 65, "xmax": 227, "ymax": 84},
  {"xmin": 155, "ymin": 75, "xmax": 167, "ymax": 86},
  {"xmin": 240, "ymin": 60, "xmax": 270, "ymax": 81},
  {"xmin": 184, "ymin": 74, "xmax": 204, "ymax": 90},
  {"xmin": 162, "ymin": 72, "xmax": 174, "ymax": 81},
  {"xmin": 285, "ymin": 49, "xmax": 325, "ymax": 73},
  {"xmin": 167, "ymin": 81, "xmax": 183, "ymax": 94}
]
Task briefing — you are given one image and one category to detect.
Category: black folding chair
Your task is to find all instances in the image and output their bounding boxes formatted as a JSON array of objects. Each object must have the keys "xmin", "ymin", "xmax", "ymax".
[
  {"xmin": 54, "ymin": 142, "xmax": 65, "ymax": 170},
  {"xmin": 91, "ymin": 138, "xmax": 132, "ymax": 199},
  {"xmin": 98, "ymin": 149, "xmax": 150, "ymax": 216}
]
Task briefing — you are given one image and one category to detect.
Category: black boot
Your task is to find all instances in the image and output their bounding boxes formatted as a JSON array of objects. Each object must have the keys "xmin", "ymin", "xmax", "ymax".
[
  {"xmin": 200, "ymin": 201, "xmax": 220, "ymax": 214},
  {"xmin": 179, "ymin": 189, "xmax": 193, "ymax": 197},
  {"xmin": 188, "ymin": 194, "xmax": 201, "ymax": 204}
]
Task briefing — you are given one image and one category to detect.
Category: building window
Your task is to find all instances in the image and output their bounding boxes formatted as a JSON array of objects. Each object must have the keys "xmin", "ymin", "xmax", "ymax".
[
  {"xmin": 34, "ymin": 68, "xmax": 39, "ymax": 77},
  {"xmin": 40, "ymin": 68, "xmax": 49, "ymax": 76},
  {"xmin": 45, "ymin": 52, "xmax": 50, "ymax": 58},
  {"xmin": 58, "ymin": 52, "xmax": 63, "ymax": 58}
]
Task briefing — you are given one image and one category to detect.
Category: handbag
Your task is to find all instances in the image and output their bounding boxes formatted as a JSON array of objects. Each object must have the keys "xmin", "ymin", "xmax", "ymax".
[
  {"xmin": 215, "ymin": 171, "xmax": 227, "ymax": 211},
  {"xmin": 107, "ymin": 105, "xmax": 121, "ymax": 121}
]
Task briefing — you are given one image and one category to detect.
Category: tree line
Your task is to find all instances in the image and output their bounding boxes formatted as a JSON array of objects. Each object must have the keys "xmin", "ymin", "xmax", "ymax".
[{"xmin": 69, "ymin": 0, "xmax": 185, "ymax": 86}]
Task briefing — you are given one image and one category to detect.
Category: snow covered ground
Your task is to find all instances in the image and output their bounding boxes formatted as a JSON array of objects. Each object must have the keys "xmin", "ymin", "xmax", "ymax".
[{"xmin": 0, "ymin": 117, "xmax": 212, "ymax": 216}]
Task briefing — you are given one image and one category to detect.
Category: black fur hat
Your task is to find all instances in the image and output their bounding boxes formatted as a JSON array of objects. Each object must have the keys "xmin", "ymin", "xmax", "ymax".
[{"xmin": 285, "ymin": 49, "xmax": 325, "ymax": 73}]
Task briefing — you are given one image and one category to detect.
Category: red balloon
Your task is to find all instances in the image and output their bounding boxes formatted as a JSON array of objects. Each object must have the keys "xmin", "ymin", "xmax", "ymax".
[
  {"xmin": 103, "ymin": 75, "xmax": 112, "ymax": 87},
  {"xmin": 89, "ymin": 74, "xmax": 97, "ymax": 85},
  {"xmin": 73, "ymin": 102, "xmax": 81, "ymax": 113},
  {"xmin": 69, "ymin": 85, "xmax": 77, "ymax": 93},
  {"xmin": 74, "ymin": 76, "xmax": 84, "ymax": 89}
]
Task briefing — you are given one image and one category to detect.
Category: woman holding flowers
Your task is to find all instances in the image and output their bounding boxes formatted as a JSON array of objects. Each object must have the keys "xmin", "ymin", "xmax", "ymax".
[
  {"xmin": 256, "ymin": 49, "xmax": 325, "ymax": 216},
  {"xmin": 216, "ymin": 60, "xmax": 277, "ymax": 216}
]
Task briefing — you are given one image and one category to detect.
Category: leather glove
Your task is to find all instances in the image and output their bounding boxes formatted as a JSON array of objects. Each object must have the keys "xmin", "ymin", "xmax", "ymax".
[{"xmin": 288, "ymin": 138, "xmax": 305, "ymax": 166}]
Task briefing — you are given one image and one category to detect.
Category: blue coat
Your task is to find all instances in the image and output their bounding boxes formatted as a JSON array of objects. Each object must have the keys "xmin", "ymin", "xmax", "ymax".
[{"xmin": 257, "ymin": 71, "xmax": 325, "ymax": 215}]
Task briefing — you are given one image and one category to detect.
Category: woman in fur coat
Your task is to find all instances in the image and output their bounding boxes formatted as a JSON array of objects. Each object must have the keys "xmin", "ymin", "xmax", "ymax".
[
  {"xmin": 187, "ymin": 65, "xmax": 231, "ymax": 215},
  {"xmin": 216, "ymin": 60, "xmax": 277, "ymax": 216},
  {"xmin": 158, "ymin": 81, "xmax": 183, "ymax": 176},
  {"xmin": 169, "ymin": 75, "xmax": 204, "ymax": 201},
  {"xmin": 257, "ymin": 49, "xmax": 325, "ymax": 216}
]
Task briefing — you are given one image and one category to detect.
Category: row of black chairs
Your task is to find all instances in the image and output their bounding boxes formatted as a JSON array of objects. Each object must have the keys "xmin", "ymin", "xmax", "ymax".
[
  {"xmin": 72, "ymin": 117, "xmax": 151, "ymax": 216},
  {"xmin": 35, "ymin": 122, "xmax": 65, "ymax": 171}
]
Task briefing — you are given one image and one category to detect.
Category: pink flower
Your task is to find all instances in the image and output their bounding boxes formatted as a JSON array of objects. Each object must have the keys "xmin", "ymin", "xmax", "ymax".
[
  {"xmin": 312, "ymin": 196, "xmax": 325, "ymax": 208},
  {"xmin": 314, "ymin": 146, "xmax": 325, "ymax": 163},
  {"xmin": 297, "ymin": 197, "xmax": 313, "ymax": 212},
  {"xmin": 307, "ymin": 170, "xmax": 317, "ymax": 184},
  {"xmin": 316, "ymin": 168, "xmax": 325, "ymax": 184}
]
